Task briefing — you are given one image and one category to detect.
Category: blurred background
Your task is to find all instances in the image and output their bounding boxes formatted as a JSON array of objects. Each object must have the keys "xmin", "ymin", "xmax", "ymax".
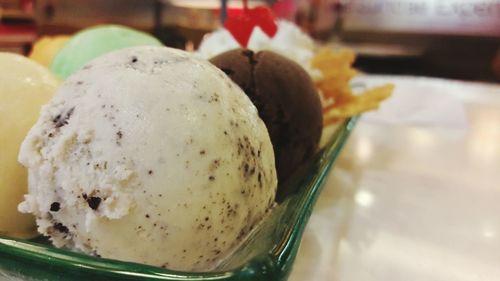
[{"xmin": 0, "ymin": 0, "xmax": 499, "ymax": 81}]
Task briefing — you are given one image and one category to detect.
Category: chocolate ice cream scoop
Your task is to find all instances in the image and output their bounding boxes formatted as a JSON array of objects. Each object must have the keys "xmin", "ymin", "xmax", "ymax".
[{"xmin": 210, "ymin": 49, "xmax": 323, "ymax": 191}]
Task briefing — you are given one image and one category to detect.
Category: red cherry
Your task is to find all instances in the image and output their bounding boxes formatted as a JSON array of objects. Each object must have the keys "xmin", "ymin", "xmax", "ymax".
[
  {"xmin": 224, "ymin": 5, "xmax": 277, "ymax": 48},
  {"xmin": 224, "ymin": 14, "xmax": 254, "ymax": 47},
  {"xmin": 249, "ymin": 6, "xmax": 277, "ymax": 37}
]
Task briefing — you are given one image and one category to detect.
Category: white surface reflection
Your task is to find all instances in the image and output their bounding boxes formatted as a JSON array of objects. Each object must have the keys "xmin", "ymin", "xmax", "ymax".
[
  {"xmin": 289, "ymin": 76, "xmax": 500, "ymax": 281},
  {"xmin": 340, "ymin": 231, "xmax": 500, "ymax": 281},
  {"xmin": 355, "ymin": 190, "xmax": 374, "ymax": 208},
  {"xmin": 467, "ymin": 107, "xmax": 500, "ymax": 164},
  {"xmin": 407, "ymin": 128, "xmax": 436, "ymax": 148},
  {"xmin": 355, "ymin": 137, "xmax": 373, "ymax": 164},
  {"xmin": 482, "ymin": 224, "xmax": 497, "ymax": 239}
]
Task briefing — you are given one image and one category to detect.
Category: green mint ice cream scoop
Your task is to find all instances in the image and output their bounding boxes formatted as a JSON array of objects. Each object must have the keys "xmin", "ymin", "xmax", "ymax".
[{"xmin": 51, "ymin": 25, "xmax": 162, "ymax": 79}]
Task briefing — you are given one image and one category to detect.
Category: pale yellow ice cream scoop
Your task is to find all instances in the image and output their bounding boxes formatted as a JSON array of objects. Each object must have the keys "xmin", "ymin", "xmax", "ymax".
[
  {"xmin": 29, "ymin": 35, "xmax": 71, "ymax": 68},
  {"xmin": 0, "ymin": 52, "xmax": 59, "ymax": 238}
]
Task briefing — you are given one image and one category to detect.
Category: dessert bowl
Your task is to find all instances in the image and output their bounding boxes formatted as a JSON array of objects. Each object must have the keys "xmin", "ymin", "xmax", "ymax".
[{"xmin": 0, "ymin": 117, "xmax": 357, "ymax": 281}]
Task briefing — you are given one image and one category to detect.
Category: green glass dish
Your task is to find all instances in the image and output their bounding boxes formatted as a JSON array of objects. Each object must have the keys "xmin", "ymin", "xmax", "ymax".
[{"xmin": 0, "ymin": 117, "xmax": 357, "ymax": 281}]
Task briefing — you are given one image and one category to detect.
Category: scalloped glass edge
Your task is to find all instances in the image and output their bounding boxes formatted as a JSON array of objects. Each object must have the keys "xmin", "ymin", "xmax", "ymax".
[{"xmin": 0, "ymin": 117, "xmax": 358, "ymax": 281}]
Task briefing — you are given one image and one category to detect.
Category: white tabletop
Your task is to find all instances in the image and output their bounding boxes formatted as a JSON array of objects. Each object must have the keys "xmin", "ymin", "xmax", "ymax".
[{"xmin": 289, "ymin": 76, "xmax": 500, "ymax": 281}]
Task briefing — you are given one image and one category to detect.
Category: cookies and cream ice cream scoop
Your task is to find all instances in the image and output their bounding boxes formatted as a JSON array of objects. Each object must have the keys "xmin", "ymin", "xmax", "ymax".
[{"xmin": 19, "ymin": 46, "xmax": 277, "ymax": 271}]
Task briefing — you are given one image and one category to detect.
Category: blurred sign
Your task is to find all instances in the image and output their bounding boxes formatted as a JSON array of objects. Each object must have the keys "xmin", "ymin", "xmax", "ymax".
[{"xmin": 343, "ymin": 0, "xmax": 500, "ymax": 36}]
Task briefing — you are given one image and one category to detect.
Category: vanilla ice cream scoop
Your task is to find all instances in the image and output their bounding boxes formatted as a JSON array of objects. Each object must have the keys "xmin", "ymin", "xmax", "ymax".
[
  {"xmin": 18, "ymin": 46, "xmax": 277, "ymax": 271},
  {"xmin": 0, "ymin": 53, "xmax": 59, "ymax": 239}
]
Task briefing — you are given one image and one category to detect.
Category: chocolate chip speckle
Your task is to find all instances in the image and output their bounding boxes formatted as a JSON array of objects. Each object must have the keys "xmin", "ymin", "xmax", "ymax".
[
  {"xmin": 53, "ymin": 223, "xmax": 69, "ymax": 233},
  {"xmin": 50, "ymin": 202, "xmax": 60, "ymax": 212},
  {"xmin": 53, "ymin": 107, "xmax": 75, "ymax": 128},
  {"xmin": 86, "ymin": 196, "xmax": 102, "ymax": 210}
]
